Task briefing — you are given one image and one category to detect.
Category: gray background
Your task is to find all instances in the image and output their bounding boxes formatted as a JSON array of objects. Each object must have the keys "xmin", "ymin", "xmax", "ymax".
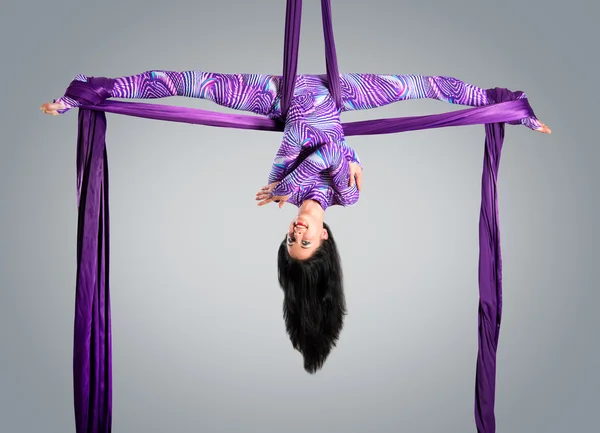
[{"xmin": 1, "ymin": 0, "xmax": 597, "ymax": 432}]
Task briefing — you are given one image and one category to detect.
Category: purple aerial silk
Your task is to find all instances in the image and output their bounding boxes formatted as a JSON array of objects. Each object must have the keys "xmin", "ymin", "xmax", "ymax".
[
  {"xmin": 282, "ymin": 0, "xmax": 340, "ymax": 114},
  {"xmin": 474, "ymin": 87, "xmax": 519, "ymax": 433},
  {"xmin": 320, "ymin": 0, "xmax": 342, "ymax": 109},
  {"xmin": 70, "ymin": 86, "xmax": 529, "ymax": 433},
  {"xmin": 68, "ymin": 1, "xmax": 534, "ymax": 432},
  {"xmin": 281, "ymin": 0, "xmax": 302, "ymax": 119},
  {"xmin": 72, "ymin": 78, "xmax": 114, "ymax": 433}
]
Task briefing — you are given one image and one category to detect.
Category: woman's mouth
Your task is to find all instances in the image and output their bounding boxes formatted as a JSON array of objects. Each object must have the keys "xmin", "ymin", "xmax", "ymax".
[{"xmin": 294, "ymin": 220, "xmax": 308, "ymax": 229}]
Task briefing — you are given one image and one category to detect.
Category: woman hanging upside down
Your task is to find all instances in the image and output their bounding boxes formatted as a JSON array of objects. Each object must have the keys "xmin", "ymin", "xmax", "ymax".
[{"xmin": 41, "ymin": 70, "xmax": 550, "ymax": 373}]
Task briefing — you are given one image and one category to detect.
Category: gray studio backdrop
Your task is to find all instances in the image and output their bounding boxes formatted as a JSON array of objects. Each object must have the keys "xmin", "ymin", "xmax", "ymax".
[{"xmin": 1, "ymin": 0, "xmax": 597, "ymax": 432}]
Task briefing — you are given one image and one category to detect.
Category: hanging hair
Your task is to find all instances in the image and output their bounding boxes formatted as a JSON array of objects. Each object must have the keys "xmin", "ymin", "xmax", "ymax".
[{"xmin": 277, "ymin": 222, "xmax": 346, "ymax": 374}]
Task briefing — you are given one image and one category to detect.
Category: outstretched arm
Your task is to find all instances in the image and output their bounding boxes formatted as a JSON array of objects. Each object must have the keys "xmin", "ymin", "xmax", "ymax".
[
  {"xmin": 46, "ymin": 70, "xmax": 281, "ymax": 116},
  {"xmin": 340, "ymin": 73, "xmax": 546, "ymax": 131}
]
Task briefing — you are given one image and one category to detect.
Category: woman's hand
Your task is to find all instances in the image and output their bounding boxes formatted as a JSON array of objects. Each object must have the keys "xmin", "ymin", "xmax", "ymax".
[
  {"xmin": 349, "ymin": 161, "xmax": 363, "ymax": 191},
  {"xmin": 40, "ymin": 101, "xmax": 66, "ymax": 116},
  {"xmin": 255, "ymin": 183, "xmax": 291, "ymax": 208}
]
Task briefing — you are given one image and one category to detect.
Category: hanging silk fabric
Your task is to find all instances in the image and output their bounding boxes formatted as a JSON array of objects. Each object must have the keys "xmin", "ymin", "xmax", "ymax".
[{"xmin": 69, "ymin": 1, "xmax": 536, "ymax": 432}]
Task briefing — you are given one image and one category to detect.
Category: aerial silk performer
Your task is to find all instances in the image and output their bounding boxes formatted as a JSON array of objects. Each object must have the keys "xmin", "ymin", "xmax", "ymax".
[{"xmin": 40, "ymin": 1, "xmax": 550, "ymax": 432}]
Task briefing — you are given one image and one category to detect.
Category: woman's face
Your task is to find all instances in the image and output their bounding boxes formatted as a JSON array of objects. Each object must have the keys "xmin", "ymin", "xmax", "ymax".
[{"xmin": 286, "ymin": 214, "xmax": 329, "ymax": 260}]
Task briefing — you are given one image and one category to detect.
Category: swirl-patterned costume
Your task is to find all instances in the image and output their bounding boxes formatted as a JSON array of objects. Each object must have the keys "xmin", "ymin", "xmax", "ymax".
[{"xmin": 57, "ymin": 70, "xmax": 541, "ymax": 209}]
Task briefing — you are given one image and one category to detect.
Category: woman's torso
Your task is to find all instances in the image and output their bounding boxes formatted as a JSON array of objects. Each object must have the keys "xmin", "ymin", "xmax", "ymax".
[{"xmin": 270, "ymin": 75, "xmax": 358, "ymax": 209}]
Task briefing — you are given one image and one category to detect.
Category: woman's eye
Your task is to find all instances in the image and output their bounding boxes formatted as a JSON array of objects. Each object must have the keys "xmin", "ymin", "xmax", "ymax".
[
  {"xmin": 302, "ymin": 241, "xmax": 310, "ymax": 246},
  {"xmin": 287, "ymin": 237, "xmax": 294, "ymax": 243}
]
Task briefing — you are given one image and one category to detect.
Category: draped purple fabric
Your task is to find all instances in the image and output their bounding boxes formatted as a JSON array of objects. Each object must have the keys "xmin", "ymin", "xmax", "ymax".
[
  {"xmin": 281, "ymin": 0, "xmax": 302, "ymax": 119},
  {"xmin": 67, "ymin": 1, "xmax": 535, "ymax": 432},
  {"xmin": 76, "ymin": 96, "xmax": 533, "ymax": 135},
  {"xmin": 320, "ymin": 0, "xmax": 342, "ymax": 109},
  {"xmin": 70, "ymin": 85, "xmax": 530, "ymax": 433},
  {"xmin": 70, "ymin": 76, "xmax": 115, "ymax": 433},
  {"xmin": 472, "ymin": 87, "xmax": 523, "ymax": 433},
  {"xmin": 282, "ymin": 0, "xmax": 341, "ymax": 112},
  {"xmin": 74, "ymin": 107, "xmax": 112, "ymax": 433}
]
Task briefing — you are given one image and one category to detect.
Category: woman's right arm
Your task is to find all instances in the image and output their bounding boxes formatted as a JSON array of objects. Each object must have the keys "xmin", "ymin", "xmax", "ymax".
[{"xmin": 48, "ymin": 70, "xmax": 281, "ymax": 116}]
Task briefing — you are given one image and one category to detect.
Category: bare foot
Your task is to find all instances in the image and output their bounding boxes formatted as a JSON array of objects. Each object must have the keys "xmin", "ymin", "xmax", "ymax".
[
  {"xmin": 40, "ymin": 102, "xmax": 66, "ymax": 116},
  {"xmin": 535, "ymin": 122, "xmax": 552, "ymax": 134}
]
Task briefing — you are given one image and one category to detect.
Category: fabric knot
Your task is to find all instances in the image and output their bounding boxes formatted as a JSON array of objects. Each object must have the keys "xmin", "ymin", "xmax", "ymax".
[
  {"xmin": 64, "ymin": 76, "xmax": 115, "ymax": 106},
  {"xmin": 485, "ymin": 87, "xmax": 524, "ymax": 104},
  {"xmin": 486, "ymin": 87, "xmax": 535, "ymax": 125}
]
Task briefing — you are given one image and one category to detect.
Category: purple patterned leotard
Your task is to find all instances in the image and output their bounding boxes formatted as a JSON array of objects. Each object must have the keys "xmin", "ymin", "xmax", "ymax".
[{"xmin": 56, "ymin": 71, "xmax": 541, "ymax": 209}]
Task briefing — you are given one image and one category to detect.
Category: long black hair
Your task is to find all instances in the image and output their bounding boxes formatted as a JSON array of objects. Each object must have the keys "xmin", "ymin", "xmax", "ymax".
[{"xmin": 277, "ymin": 222, "xmax": 346, "ymax": 373}]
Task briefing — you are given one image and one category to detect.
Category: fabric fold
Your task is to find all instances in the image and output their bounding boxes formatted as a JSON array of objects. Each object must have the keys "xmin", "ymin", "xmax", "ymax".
[
  {"xmin": 281, "ymin": 0, "xmax": 302, "ymax": 119},
  {"xmin": 74, "ymin": 108, "xmax": 112, "ymax": 433},
  {"xmin": 321, "ymin": 0, "xmax": 341, "ymax": 108},
  {"xmin": 472, "ymin": 87, "xmax": 524, "ymax": 433},
  {"xmin": 76, "ymin": 97, "xmax": 534, "ymax": 136},
  {"xmin": 67, "ymin": 77, "xmax": 115, "ymax": 107},
  {"xmin": 71, "ymin": 88, "xmax": 529, "ymax": 433}
]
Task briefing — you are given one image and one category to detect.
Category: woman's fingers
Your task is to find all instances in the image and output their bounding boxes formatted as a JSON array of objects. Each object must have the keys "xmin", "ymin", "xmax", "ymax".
[
  {"xmin": 259, "ymin": 183, "xmax": 277, "ymax": 194},
  {"xmin": 257, "ymin": 197, "xmax": 273, "ymax": 206},
  {"xmin": 349, "ymin": 162, "xmax": 357, "ymax": 188},
  {"xmin": 257, "ymin": 195, "xmax": 289, "ymax": 207},
  {"xmin": 355, "ymin": 170, "xmax": 362, "ymax": 191},
  {"xmin": 349, "ymin": 163, "xmax": 363, "ymax": 191}
]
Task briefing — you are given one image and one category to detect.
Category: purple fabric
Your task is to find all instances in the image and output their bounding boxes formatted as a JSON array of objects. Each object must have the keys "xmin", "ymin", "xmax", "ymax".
[
  {"xmin": 472, "ymin": 87, "xmax": 518, "ymax": 433},
  {"xmin": 67, "ymin": 1, "xmax": 534, "ymax": 432},
  {"xmin": 74, "ymin": 107, "xmax": 111, "ymax": 433},
  {"xmin": 70, "ymin": 83, "xmax": 529, "ymax": 433},
  {"xmin": 282, "ymin": 0, "xmax": 341, "ymax": 112},
  {"xmin": 320, "ymin": 0, "xmax": 342, "ymax": 108},
  {"xmin": 78, "ymin": 96, "xmax": 533, "ymax": 134},
  {"xmin": 281, "ymin": 0, "xmax": 302, "ymax": 119},
  {"xmin": 343, "ymin": 97, "xmax": 532, "ymax": 136}
]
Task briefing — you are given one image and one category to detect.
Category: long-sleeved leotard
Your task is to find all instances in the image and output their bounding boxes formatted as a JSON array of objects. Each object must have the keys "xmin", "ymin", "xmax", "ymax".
[
  {"xmin": 56, "ymin": 70, "xmax": 541, "ymax": 209},
  {"xmin": 56, "ymin": 71, "xmax": 362, "ymax": 209}
]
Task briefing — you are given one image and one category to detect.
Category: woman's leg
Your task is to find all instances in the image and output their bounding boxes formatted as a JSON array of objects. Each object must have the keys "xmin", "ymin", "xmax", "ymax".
[{"xmin": 56, "ymin": 70, "xmax": 281, "ymax": 116}]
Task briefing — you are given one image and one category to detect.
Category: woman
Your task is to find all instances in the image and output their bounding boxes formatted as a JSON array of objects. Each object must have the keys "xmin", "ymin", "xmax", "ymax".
[{"xmin": 41, "ymin": 70, "xmax": 550, "ymax": 373}]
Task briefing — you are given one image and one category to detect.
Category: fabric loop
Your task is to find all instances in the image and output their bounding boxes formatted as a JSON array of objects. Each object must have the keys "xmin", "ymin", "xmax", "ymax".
[
  {"xmin": 486, "ymin": 87, "xmax": 535, "ymax": 125},
  {"xmin": 65, "ymin": 77, "xmax": 115, "ymax": 106}
]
